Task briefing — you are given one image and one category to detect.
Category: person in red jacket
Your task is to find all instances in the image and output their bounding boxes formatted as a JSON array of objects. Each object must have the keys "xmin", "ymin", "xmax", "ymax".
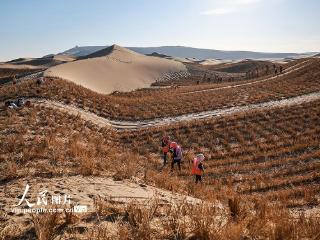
[
  {"xmin": 161, "ymin": 136, "xmax": 171, "ymax": 166},
  {"xmin": 191, "ymin": 154, "xmax": 205, "ymax": 183}
]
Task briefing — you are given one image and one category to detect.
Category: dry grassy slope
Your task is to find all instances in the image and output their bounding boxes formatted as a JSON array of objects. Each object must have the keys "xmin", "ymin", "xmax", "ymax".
[
  {"xmin": 206, "ymin": 60, "xmax": 281, "ymax": 73},
  {"xmin": 118, "ymin": 99, "xmax": 320, "ymax": 208},
  {"xmin": 1, "ymin": 87, "xmax": 320, "ymax": 239},
  {"xmin": 0, "ymin": 68, "xmax": 40, "ymax": 79},
  {"xmin": 0, "ymin": 104, "xmax": 204, "ymax": 199},
  {"xmin": 26, "ymin": 91, "xmax": 320, "ymax": 130},
  {"xmin": 1, "ymin": 89, "xmax": 319, "ymax": 209},
  {"xmin": 1, "ymin": 58, "xmax": 320, "ymax": 121},
  {"xmin": 0, "ymin": 105, "xmax": 221, "ymax": 240},
  {"xmin": 181, "ymin": 58, "xmax": 309, "ymax": 95},
  {"xmin": 1, "ymin": 59, "xmax": 320, "ymax": 239}
]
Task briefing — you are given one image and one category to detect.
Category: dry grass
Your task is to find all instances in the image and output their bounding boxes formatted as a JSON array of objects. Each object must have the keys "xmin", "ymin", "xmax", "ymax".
[
  {"xmin": 1, "ymin": 57, "xmax": 320, "ymax": 239},
  {"xmin": 1, "ymin": 104, "xmax": 320, "ymax": 239},
  {"xmin": 81, "ymin": 197, "xmax": 320, "ymax": 240},
  {"xmin": 1, "ymin": 58, "xmax": 320, "ymax": 120},
  {"xmin": 0, "ymin": 68, "xmax": 40, "ymax": 79},
  {"xmin": 0, "ymin": 105, "xmax": 143, "ymax": 181},
  {"xmin": 31, "ymin": 211, "xmax": 60, "ymax": 240},
  {"xmin": 118, "ymin": 98, "xmax": 320, "ymax": 209}
]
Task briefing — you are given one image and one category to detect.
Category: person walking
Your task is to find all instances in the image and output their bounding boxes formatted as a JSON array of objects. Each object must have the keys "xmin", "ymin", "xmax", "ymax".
[
  {"xmin": 12, "ymin": 75, "xmax": 17, "ymax": 85},
  {"xmin": 170, "ymin": 142, "xmax": 182, "ymax": 171},
  {"xmin": 248, "ymin": 70, "xmax": 252, "ymax": 79},
  {"xmin": 191, "ymin": 154, "xmax": 205, "ymax": 183},
  {"xmin": 265, "ymin": 65, "xmax": 269, "ymax": 75},
  {"xmin": 273, "ymin": 64, "xmax": 277, "ymax": 75},
  {"xmin": 161, "ymin": 136, "xmax": 171, "ymax": 166}
]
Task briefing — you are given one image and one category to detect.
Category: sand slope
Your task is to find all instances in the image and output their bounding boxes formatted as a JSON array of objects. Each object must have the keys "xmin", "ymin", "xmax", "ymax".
[
  {"xmin": 2, "ymin": 55, "xmax": 75, "ymax": 69},
  {"xmin": 44, "ymin": 45, "xmax": 188, "ymax": 94},
  {"xmin": 198, "ymin": 59, "xmax": 235, "ymax": 66},
  {"xmin": 1, "ymin": 175, "xmax": 204, "ymax": 237}
]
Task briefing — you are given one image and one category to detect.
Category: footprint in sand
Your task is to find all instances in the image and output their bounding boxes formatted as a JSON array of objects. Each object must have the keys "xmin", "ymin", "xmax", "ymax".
[{"xmin": 87, "ymin": 194, "xmax": 95, "ymax": 199}]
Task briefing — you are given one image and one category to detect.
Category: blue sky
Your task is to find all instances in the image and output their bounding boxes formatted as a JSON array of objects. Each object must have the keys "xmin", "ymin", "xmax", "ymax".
[{"xmin": 0, "ymin": 0, "xmax": 319, "ymax": 61}]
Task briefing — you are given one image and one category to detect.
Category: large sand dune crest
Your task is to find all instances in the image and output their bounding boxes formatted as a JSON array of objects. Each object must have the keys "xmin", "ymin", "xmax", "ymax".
[{"xmin": 44, "ymin": 45, "xmax": 188, "ymax": 94}]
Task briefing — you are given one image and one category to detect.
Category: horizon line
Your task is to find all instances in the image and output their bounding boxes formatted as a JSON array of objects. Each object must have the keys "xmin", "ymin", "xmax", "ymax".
[{"xmin": 1, "ymin": 44, "xmax": 319, "ymax": 62}]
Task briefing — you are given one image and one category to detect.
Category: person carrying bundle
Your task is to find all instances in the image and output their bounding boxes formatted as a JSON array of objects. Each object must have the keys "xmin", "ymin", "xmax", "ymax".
[{"xmin": 191, "ymin": 154, "xmax": 205, "ymax": 183}]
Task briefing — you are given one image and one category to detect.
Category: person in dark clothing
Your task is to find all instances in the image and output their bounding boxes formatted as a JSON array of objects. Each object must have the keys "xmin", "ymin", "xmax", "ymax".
[
  {"xmin": 202, "ymin": 73, "xmax": 207, "ymax": 81},
  {"xmin": 280, "ymin": 66, "xmax": 283, "ymax": 74},
  {"xmin": 16, "ymin": 98, "xmax": 25, "ymax": 107},
  {"xmin": 170, "ymin": 142, "xmax": 182, "ymax": 171},
  {"xmin": 36, "ymin": 77, "xmax": 44, "ymax": 85},
  {"xmin": 273, "ymin": 64, "xmax": 279, "ymax": 75},
  {"xmin": 248, "ymin": 70, "xmax": 252, "ymax": 79},
  {"xmin": 171, "ymin": 158, "xmax": 181, "ymax": 171},
  {"xmin": 265, "ymin": 65, "xmax": 270, "ymax": 75}
]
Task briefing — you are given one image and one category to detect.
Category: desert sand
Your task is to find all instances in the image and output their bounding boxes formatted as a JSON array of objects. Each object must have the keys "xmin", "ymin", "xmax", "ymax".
[
  {"xmin": 0, "ymin": 175, "xmax": 204, "ymax": 238},
  {"xmin": 198, "ymin": 59, "xmax": 234, "ymax": 65},
  {"xmin": 53, "ymin": 54, "xmax": 76, "ymax": 62},
  {"xmin": 44, "ymin": 45, "xmax": 188, "ymax": 94},
  {"xmin": 1, "ymin": 55, "xmax": 75, "ymax": 70}
]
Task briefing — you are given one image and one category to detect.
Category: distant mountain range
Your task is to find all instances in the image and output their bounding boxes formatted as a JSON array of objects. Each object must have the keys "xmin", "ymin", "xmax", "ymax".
[{"xmin": 58, "ymin": 45, "xmax": 318, "ymax": 60}]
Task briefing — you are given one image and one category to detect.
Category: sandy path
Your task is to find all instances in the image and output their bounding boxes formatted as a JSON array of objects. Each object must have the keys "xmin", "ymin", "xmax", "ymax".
[
  {"xmin": 1, "ymin": 176, "xmax": 201, "ymax": 214},
  {"xmin": 34, "ymin": 91, "xmax": 320, "ymax": 130},
  {"xmin": 1, "ymin": 175, "xmax": 208, "ymax": 233},
  {"xmin": 17, "ymin": 71, "xmax": 44, "ymax": 82},
  {"xmin": 181, "ymin": 60, "xmax": 311, "ymax": 95}
]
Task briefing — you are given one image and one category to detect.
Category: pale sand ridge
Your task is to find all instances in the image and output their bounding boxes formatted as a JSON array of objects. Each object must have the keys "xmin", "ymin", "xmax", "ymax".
[{"xmin": 44, "ymin": 45, "xmax": 188, "ymax": 94}]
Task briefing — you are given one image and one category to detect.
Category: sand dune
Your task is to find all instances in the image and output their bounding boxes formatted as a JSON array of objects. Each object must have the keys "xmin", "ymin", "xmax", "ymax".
[
  {"xmin": 53, "ymin": 54, "xmax": 76, "ymax": 62},
  {"xmin": 198, "ymin": 59, "xmax": 234, "ymax": 66},
  {"xmin": 147, "ymin": 52, "xmax": 196, "ymax": 63},
  {"xmin": 45, "ymin": 45, "xmax": 188, "ymax": 94},
  {"xmin": 3, "ymin": 55, "xmax": 75, "ymax": 69}
]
